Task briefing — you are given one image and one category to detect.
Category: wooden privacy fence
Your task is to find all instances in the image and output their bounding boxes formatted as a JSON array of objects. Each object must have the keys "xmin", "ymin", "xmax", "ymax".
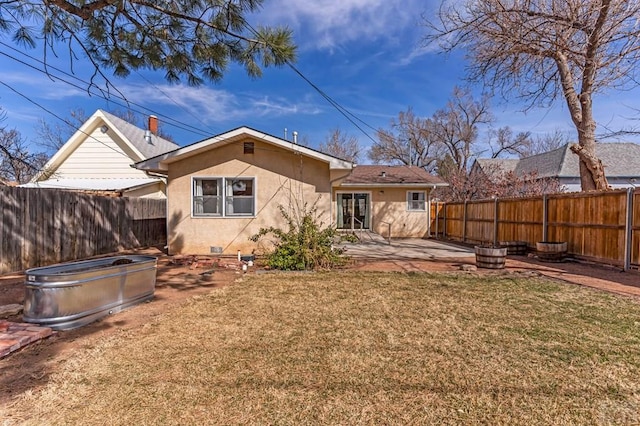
[
  {"xmin": 0, "ymin": 186, "xmax": 167, "ymax": 274},
  {"xmin": 430, "ymin": 188, "xmax": 640, "ymax": 270}
]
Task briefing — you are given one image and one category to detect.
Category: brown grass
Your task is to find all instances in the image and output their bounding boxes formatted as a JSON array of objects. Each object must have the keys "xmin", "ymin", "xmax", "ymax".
[{"xmin": 3, "ymin": 271, "xmax": 640, "ymax": 425}]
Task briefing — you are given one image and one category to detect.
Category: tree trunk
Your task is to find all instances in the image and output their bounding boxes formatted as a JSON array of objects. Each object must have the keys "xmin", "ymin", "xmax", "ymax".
[
  {"xmin": 569, "ymin": 94, "xmax": 609, "ymax": 191},
  {"xmin": 569, "ymin": 142, "xmax": 609, "ymax": 191}
]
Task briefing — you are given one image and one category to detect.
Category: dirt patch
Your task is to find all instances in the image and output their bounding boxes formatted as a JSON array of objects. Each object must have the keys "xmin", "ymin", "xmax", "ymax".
[{"xmin": 0, "ymin": 247, "xmax": 243, "ymax": 405}]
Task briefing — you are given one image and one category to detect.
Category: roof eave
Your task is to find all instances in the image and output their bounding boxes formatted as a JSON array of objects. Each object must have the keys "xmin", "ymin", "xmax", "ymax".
[
  {"xmin": 339, "ymin": 182, "xmax": 449, "ymax": 188},
  {"xmin": 134, "ymin": 126, "xmax": 354, "ymax": 171}
]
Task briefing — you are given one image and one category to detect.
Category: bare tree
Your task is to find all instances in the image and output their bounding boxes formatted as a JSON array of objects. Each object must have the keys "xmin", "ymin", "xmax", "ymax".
[
  {"xmin": 1, "ymin": 128, "xmax": 48, "ymax": 184},
  {"xmin": 318, "ymin": 128, "xmax": 360, "ymax": 163},
  {"xmin": 35, "ymin": 108, "xmax": 88, "ymax": 154},
  {"xmin": 429, "ymin": 86, "xmax": 493, "ymax": 171},
  {"xmin": 425, "ymin": 0, "xmax": 640, "ymax": 191},
  {"xmin": 487, "ymin": 126, "xmax": 532, "ymax": 158},
  {"xmin": 518, "ymin": 129, "xmax": 570, "ymax": 158},
  {"xmin": 440, "ymin": 163, "xmax": 563, "ymax": 202},
  {"xmin": 368, "ymin": 107, "xmax": 441, "ymax": 171}
]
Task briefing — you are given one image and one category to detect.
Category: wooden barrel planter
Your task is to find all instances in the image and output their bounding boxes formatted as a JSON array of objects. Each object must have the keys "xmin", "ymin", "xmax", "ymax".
[
  {"xmin": 475, "ymin": 245, "xmax": 508, "ymax": 269},
  {"xmin": 536, "ymin": 241, "xmax": 568, "ymax": 263},
  {"xmin": 499, "ymin": 241, "xmax": 528, "ymax": 256}
]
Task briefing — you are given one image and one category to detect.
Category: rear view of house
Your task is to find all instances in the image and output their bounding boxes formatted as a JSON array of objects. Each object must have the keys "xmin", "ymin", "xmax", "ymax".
[{"xmin": 136, "ymin": 127, "xmax": 447, "ymax": 255}]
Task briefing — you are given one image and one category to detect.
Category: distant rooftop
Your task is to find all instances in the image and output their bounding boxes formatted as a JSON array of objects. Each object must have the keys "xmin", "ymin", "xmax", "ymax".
[{"xmin": 475, "ymin": 143, "xmax": 640, "ymax": 179}]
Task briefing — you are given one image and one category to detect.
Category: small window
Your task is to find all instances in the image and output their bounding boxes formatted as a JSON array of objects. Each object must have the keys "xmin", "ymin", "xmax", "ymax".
[
  {"xmin": 407, "ymin": 191, "xmax": 426, "ymax": 211},
  {"xmin": 193, "ymin": 178, "xmax": 222, "ymax": 216},
  {"xmin": 243, "ymin": 142, "xmax": 255, "ymax": 154},
  {"xmin": 226, "ymin": 178, "xmax": 254, "ymax": 216}
]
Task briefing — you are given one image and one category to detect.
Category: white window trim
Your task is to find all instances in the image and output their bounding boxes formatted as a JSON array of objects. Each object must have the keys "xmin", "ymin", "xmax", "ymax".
[
  {"xmin": 191, "ymin": 176, "xmax": 257, "ymax": 218},
  {"xmin": 335, "ymin": 190, "xmax": 372, "ymax": 230},
  {"xmin": 406, "ymin": 190, "xmax": 426, "ymax": 212}
]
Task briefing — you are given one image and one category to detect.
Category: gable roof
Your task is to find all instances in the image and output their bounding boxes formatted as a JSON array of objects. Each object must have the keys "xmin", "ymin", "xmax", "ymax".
[
  {"xmin": 135, "ymin": 126, "xmax": 354, "ymax": 173},
  {"xmin": 475, "ymin": 143, "xmax": 640, "ymax": 179},
  {"xmin": 98, "ymin": 110, "xmax": 179, "ymax": 159},
  {"xmin": 472, "ymin": 158, "xmax": 519, "ymax": 175},
  {"xmin": 31, "ymin": 109, "xmax": 179, "ymax": 182},
  {"xmin": 340, "ymin": 165, "xmax": 448, "ymax": 187}
]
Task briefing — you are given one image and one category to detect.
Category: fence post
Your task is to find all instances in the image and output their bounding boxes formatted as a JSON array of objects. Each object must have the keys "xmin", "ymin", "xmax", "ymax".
[
  {"xmin": 624, "ymin": 188, "xmax": 634, "ymax": 271},
  {"xmin": 542, "ymin": 194, "xmax": 548, "ymax": 242},
  {"xmin": 443, "ymin": 203, "xmax": 447, "ymax": 239},
  {"xmin": 493, "ymin": 197, "xmax": 499, "ymax": 246},
  {"xmin": 434, "ymin": 202, "xmax": 439, "ymax": 239},
  {"xmin": 463, "ymin": 200, "xmax": 468, "ymax": 243},
  {"xmin": 427, "ymin": 195, "xmax": 432, "ymax": 238}
]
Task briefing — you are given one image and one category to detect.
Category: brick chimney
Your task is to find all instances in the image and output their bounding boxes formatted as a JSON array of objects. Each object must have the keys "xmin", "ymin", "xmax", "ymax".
[{"xmin": 148, "ymin": 115, "xmax": 158, "ymax": 135}]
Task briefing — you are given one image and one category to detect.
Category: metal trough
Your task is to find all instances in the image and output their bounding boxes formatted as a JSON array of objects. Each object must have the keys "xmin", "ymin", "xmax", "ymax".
[{"xmin": 23, "ymin": 255, "xmax": 157, "ymax": 330}]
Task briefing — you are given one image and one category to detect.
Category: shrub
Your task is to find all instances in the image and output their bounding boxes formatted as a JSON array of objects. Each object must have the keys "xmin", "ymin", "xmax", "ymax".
[{"xmin": 250, "ymin": 204, "xmax": 348, "ymax": 270}]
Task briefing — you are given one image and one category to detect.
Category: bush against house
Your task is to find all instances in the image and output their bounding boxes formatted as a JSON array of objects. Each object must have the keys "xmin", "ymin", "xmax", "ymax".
[{"xmin": 250, "ymin": 203, "xmax": 348, "ymax": 271}]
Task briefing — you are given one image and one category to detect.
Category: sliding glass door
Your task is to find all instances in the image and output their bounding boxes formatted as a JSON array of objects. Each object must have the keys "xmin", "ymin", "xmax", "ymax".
[{"xmin": 337, "ymin": 192, "xmax": 370, "ymax": 230}]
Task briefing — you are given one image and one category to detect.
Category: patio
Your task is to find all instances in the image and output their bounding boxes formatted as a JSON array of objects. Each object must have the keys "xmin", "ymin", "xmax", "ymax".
[{"xmin": 340, "ymin": 235, "xmax": 475, "ymax": 261}]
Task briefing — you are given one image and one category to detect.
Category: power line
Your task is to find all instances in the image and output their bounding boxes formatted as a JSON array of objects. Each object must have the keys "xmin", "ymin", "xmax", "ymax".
[
  {"xmin": 134, "ymin": 71, "xmax": 220, "ymax": 136},
  {"xmin": 0, "ymin": 43, "xmax": 212, "ymax": 138},
  {"xmin": 0, "ymin": 78, "xmax": 135, "ymax": 159},
  {"xmin": 243, "ymin": 22, "xmax": 379, "ymax": 144}
]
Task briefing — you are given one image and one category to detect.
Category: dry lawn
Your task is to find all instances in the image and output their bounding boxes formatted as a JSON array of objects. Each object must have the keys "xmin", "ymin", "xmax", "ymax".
[{"xmin": 3, "ymin": 271, "xmax": 640, "ymax": 425}]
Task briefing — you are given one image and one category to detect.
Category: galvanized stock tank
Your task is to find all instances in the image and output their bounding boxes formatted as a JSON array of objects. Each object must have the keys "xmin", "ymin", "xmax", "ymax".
[{"xmin": 23, "ymin": 255, "xmax": 157, "ymax": 330}]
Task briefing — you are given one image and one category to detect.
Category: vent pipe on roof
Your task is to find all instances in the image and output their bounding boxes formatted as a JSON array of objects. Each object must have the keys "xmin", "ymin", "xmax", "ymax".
[
  {"xmin": 293, "ymin": 131, "xmax": 298, "ymax": 144},
  {"xmin": 144, "ymin": 130, "xmax": 153, "ymax": 144},
  {"xmin": 284, "ymin": 128, "xmax": 288, "ymax": 140}
]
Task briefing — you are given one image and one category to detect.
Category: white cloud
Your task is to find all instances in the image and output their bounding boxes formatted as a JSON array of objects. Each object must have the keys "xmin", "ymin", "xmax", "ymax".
[
  {"xmin": 257, "ymin": 0, "xmax": 424, "ymax": 51},
  {"xmin": 2, "ymin": 71, "xmax": 87, "ymax": 100},
  {"xmin": 118, "ymin": 83, "xmax": 322, "ymax": 124}
]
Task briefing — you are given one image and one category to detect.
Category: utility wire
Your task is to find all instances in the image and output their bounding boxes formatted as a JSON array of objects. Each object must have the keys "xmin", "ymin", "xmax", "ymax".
[
  {"xmin": 134, "ymin": 70, "xmax": 220, "ymax": 135},
  {"xmin": 0, "ymin": 78, "xmax": 135, "ymax": 159},
  {"xmin": 0, "ymin": 43, "xmax": 212, "ymax": 138},
  {"xmin": 244, "ymin": 22, "xmax": 379, "ymax": 143}
]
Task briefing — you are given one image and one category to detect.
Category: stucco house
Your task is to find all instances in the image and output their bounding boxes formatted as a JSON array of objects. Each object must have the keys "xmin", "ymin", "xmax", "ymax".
[
  {"xmin": 22, "ymin": 109, "xmax": 179, "ymax": 198},
  {"xmin": 472, "ymin": 142, "xmax": 640, "ymax": 192},
  {"xmin": 135, "ymin": 127, "xmax": 447, "ymax": 255}
]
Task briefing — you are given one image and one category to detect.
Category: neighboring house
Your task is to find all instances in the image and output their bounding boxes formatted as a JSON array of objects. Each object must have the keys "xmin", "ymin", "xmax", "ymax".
[
  {"xmin": 472, "ymin": 143, "xmax": 640, "ymax": 192},
  {"xmin": 135, "ymin": 127, "xmax": 448, "ymax": 255},
  {"xmin": 22, "ymin": 109, "xmax": 180, "ymax": 198}
]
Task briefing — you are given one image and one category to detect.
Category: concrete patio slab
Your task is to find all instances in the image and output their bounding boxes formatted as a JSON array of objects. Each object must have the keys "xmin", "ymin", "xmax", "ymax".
[{"xmin": 340, "ymin": 238, "xmax": 475, "ymax": 260}]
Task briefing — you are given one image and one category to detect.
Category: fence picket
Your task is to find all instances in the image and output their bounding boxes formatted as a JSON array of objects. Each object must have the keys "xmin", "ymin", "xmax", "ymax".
[
  {"xmin": 431, "ymin": 189, "xmax": 640, "ymax": 270},
  {"xmin": 0, "ymin": 187, "xmax": 166, "ymax": 274}
]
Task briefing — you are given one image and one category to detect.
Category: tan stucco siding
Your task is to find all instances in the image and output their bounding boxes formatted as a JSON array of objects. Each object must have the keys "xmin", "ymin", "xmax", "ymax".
[
  {"xmin": 372, "ymin": 188, "xmax": 429, "ymax": 238},
  {"xmin": 335, "ymin": 187, "xmax": 431, "ymax": 238},
  {"xmin": 166, "ymin": 140, "xmax": 332, "ymax": 255}
]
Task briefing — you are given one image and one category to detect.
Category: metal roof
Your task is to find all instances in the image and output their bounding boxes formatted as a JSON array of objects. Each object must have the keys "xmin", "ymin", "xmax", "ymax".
[{"xmin": 98, "ymin": 110, "xmax": 180, "ymax": 158}]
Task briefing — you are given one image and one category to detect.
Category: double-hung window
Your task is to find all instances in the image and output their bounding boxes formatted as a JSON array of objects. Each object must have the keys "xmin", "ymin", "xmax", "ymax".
[
  {"xmin": 407, "ymin": 191, "xmax": 426, "ymax": 211},
  {"xmin": 193, "ymin": 177, "xmax": 255, "ymax": 217}
]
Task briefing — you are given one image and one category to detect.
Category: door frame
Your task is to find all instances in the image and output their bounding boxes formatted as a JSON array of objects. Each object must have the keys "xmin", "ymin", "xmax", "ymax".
[{"xmin": 335, "ymin": 190, "xmax": 372, "ymax": 230}]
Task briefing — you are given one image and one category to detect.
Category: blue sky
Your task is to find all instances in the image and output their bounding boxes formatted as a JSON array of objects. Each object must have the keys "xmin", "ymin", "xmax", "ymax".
[{"xmin": 1, "ymin": 0, "xmax": 639, "ymax": 160}]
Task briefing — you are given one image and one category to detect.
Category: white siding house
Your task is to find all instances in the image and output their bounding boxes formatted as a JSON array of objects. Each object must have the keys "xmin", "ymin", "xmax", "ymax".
[{"xmin": 23, "ymin": 110, "xmax": 179, "ymax": 198}]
